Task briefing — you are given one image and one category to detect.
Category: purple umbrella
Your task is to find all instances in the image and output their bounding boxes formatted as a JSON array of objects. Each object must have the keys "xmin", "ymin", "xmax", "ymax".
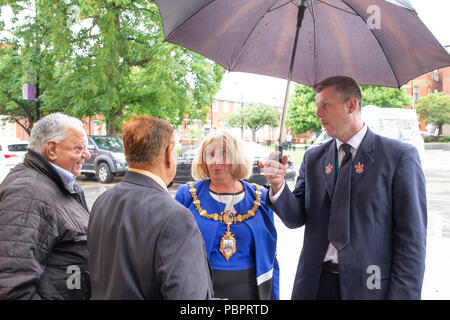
[{"xmin": 154, "ymin": 0, "xmax": 450, "ymax": 149}]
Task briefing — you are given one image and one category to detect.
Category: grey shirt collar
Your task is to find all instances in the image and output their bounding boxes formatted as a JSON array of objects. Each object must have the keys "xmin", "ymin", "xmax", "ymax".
[{"xmin": 49, "ymin": 162, "xmax": 76, "ymax": 190}]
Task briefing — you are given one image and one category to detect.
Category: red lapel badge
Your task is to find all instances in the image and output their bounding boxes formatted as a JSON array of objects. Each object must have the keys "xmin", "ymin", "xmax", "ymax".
[
  {"xmin": 325, "ymin": 163, "xmax": 333, "ymax": 175},
  {"xmin": 355, "ymin": 162, "xmax": 364, "ymax": 173}
]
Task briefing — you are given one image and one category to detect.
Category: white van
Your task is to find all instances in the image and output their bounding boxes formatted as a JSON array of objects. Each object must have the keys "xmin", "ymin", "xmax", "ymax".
[{"xmin": 312, "ymin": 105, "xmax": 425, "ymax": 162}]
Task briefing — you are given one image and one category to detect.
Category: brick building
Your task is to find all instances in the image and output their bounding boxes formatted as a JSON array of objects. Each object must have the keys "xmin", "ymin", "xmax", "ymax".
[
  {"xmin": 0, "ymin": 114, "xmax": 107, "ymax": 142},
  {"xmin": 405, "ymin": 66, "xmax": 450, "ymax": 135},
  {"xmin": 178, "ymin": 98, "xmax": 284, "ymax": 146}
]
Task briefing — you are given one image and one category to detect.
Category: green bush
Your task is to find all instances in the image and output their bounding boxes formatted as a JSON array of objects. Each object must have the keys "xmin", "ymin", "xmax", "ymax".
[
  {"xmin": 424, "ymin": 136, "xmax": 439, "ymax": 143},
  {"xmin": 423, "ymin": 135, "xmax": 450, "ymax": 143}
]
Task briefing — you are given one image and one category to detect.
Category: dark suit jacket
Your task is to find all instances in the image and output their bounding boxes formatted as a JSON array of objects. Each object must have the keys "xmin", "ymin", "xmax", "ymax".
[
  {"xmin": 88, "ymin": 171, "xmax": 214, "ymax": 299},
  {"xmin": 268, "ymin": 128, "xmax": 427, "ymax": 299}
]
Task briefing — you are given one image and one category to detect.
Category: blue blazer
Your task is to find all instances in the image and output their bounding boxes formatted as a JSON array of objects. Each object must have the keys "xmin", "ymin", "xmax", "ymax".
[
  {"xmin": 176, "ymin": 180, "xmax": 279, "ymax": 300},
  {"xmin": 268, "ymin": 128, "xmax": 427, "ymax": 299}
]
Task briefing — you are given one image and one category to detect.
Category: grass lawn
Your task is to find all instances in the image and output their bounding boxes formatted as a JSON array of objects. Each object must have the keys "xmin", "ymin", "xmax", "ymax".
[{"xmin": 283, "ymin": 148, "xmax": 306, "ymax": 166}]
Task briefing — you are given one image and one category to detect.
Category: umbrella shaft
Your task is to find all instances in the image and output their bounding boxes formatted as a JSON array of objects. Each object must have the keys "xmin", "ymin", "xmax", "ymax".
[{"xmin": 278, "ymin": 1, "xmax": 307, "ymax": 159}]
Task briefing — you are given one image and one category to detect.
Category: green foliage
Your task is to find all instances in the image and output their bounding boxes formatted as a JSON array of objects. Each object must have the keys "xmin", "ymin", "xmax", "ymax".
[
  {"xmin": 361, "ymin": 85, "xmax": 412, "ymax": 108},
  {"xmin": 0, "ymin": 0, "xmax": 224, "ymax": 136},
  {"xmin": 225, "ymin": 103, "xmax": 279, "ymax": 141},
  {"xmin": 285, "ymin": 84, "xmax": 413, "ymax": 135},
  {"xmin": 188, "ymin": 126, "xmax": 204, "ymax": 140},
  {"xmin": 416, "ymin": 92, "xmax": 450, "ymax": 135},
  {"xmin": 423, "ymin": 135, "xmax": 450, "ymax": 143},
  {"xmin": 286, "ymin": 84, "xmax": 321, "ymax": 134},
  {"xmin": 243, "ymin": 103, "xmax": 279, "ymax": 130}
]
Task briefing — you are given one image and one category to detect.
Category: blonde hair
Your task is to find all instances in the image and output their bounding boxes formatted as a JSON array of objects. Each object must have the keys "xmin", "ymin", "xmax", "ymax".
[{"xmin": 191, "ymin": 130, "xmax": 252, "ymax": 181}]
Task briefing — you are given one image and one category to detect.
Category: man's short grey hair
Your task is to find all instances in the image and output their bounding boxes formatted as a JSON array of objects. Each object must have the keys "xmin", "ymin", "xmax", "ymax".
[{"xmin": 28, "ymin": 113, "xmax": 85, "ymax": 154}]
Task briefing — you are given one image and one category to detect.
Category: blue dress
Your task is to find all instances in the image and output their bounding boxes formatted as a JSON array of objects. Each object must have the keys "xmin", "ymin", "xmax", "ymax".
[{"xmin": 175, "ymin": 179, "xmax": 279, "ymax": 300}]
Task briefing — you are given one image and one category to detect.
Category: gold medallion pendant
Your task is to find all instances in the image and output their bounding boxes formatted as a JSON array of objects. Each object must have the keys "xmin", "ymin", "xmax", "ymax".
[
  {"xmin": 220, "ymin": 211, "xmax": 237, "ymax": 260},
  {"xmin": 188, "ymin": 183, "xmax": 261, "ymax": 261}
]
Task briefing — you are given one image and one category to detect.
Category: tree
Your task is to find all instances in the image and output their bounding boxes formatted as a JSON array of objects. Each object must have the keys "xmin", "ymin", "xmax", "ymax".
[
  {"xmin": 0, "ymin": 48, "xmax": 38, "ymax": 135},
  {"xmin": 0, "ymin": 1, "xmax": 224, "ymax": 136},
  {"xmin": 361, "ymin": 85, "xmax": 412, "ymax": 108},
  {"xmin": 0, "ymin": 0, "xmax": 64, "ymax": 134},
  {"xmin": 226, "ymin": 107, "xmax": 246, "ymax": 139},
  {"xmin": 286, "ymin": 84, "xmax": 321, "ymax": 134},
  {"xmin": 226, "ymin": 103, "xmax": 279, "ymax": 142},
  {"xmin": 285, "ymin": 83, "xmax": 413, "ymax": 135},
  {"xmin": 416, "ymin": 92, "xmax": 450, "ymax": 135}
]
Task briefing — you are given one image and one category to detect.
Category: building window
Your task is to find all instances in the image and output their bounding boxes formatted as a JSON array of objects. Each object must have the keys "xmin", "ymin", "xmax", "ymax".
[
  {"xmin": 414, "ymin": 86, "xmax": 419, "ymax": 102},
  {"xmin": 223, "ymin": 101, "xmax": 229, "ymax": 113},
  {"xmin": 212, "ymin": 100, "xmax": 218, "ymax": 113},
  {"xmin": 432, "ymin": 70, "xmax": 440, "ymax": 82}
]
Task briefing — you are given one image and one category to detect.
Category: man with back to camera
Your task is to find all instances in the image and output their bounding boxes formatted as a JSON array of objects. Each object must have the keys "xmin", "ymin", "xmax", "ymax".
[
  {"xmin": 264, "ymin": 76, "xmax": 427, "ymax": 300},
  {"xmin": 88, "ymin": 115, "xmax": 214, "ymax": 299},
  {"xmin": 0, "ymin": 113, "xmax": 91, "ymax": 299}
]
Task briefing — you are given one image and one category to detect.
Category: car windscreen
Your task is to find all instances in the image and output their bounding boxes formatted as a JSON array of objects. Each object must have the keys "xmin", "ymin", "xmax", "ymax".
[
  {"xmin": 8, "ymin": 144, "xmax": 28, "ymax": 152},
  {"xmin": 92, "ymin": 136, "xmax": 124, "ymax": 152}
]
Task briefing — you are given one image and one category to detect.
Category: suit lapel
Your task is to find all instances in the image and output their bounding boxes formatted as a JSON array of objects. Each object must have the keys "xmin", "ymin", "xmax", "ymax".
[
  {"xmin": 320, "ymin": 140, "xmax": 337, "ymax": 200},
  {"xmin": 351, "ymin": 128, "xmax": 375, "ymax": 188}
]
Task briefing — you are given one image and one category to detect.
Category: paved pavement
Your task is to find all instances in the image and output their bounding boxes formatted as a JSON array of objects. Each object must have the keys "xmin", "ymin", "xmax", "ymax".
[{"xmin": 78, "ymin": 149, "xmax": 450, "ymax": 300}]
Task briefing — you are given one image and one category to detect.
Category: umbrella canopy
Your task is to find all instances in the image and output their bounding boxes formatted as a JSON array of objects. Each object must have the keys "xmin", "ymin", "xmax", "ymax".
[{"xmin": 155, "ymin": 0, "xmax": 450, "ymax": 88}]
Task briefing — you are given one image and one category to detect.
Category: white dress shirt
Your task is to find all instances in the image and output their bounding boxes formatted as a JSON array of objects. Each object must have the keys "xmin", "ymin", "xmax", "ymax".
[{"xmin": 270, "ymin": 124, "xmax": 368, "ymax": 264}]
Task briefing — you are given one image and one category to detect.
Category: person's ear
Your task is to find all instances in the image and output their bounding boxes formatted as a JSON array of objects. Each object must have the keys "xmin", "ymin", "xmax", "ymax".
[
  {"xmin": 45, "ymin": 140, "xmax": 58, "ymax": 161},
  {"xmin": 347, "ymin": 97, "xmax": 358, "ymax": 114},
  {"xmin": 166, "ymin": 143, "xmax": 175, "ymax": 168}
]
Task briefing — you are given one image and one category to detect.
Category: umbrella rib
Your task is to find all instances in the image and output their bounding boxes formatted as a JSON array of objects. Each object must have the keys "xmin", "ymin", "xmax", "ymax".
[
  {"xmin": 341, "ymin": 0, "xmax": 400, "ymax": 88},
  {"xmin": 315, "ymin": 0, "xmax": 358, "ymax": 15},
  {"xmin": 165, "ymin": 0, "xmax": 219, "ymax": 40},
  {"xmin": 229, "ymin": 0, "xmax": 287, "ymax": 71},
  {"xmin": 268, "ymin": 0, "xmax": 296, "ymax": 12}
]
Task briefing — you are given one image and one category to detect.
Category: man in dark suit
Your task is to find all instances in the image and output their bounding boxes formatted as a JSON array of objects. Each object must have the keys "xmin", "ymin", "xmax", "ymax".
[
  {"xmin": 264, "ymin": 76, "xmax": 427, "ymax": 300},
  {"xmin": 88, "ymin": 115, "xmax": 214, "ymax": 299}
]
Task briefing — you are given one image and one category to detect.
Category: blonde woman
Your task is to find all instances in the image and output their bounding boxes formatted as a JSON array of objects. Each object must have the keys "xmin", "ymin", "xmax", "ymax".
[{"xmin": 175, "ymin": 131, "xmax": 279, "ymax": 300}]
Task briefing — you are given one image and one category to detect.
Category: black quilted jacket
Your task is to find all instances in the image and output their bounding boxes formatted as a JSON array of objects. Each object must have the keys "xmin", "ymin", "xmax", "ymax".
[{"xmin": 0, "ymin": 149, "xmax": 90, "ymax": 299}]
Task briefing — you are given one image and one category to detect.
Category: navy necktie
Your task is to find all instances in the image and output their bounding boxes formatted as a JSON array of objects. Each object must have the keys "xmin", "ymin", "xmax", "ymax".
[{"xmin": 328, "ymin": 143, "xmax": 352, "ymax": 251}]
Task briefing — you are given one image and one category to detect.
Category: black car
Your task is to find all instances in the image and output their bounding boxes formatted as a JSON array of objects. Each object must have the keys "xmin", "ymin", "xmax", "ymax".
[
  {"xmin": 173, "ymin": 142, "xmax": 296, "ymax": 186},
  {"xmin": 81, "ymin": 135, "xmax": 128, "ymax": 183}
]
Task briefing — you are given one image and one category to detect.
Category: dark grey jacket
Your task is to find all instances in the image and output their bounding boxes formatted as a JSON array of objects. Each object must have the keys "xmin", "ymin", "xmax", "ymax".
[
  {"xmin": 88, "ymin": 171, "xmax": 214, "ymax": 299},
  {"xmin": 0, "ymin": 150, "xmax": 90, "ymax": 299}
]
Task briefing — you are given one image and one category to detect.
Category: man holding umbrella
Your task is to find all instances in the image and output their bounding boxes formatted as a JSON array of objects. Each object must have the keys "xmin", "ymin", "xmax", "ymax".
[{"xmin": 264, "ymin": 76, "xmax": 427, "ymax": 300}]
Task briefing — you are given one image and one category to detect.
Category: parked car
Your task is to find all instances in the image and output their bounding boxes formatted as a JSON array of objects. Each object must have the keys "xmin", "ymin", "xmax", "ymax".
[
  {"xmin": 0, "ymin": 139, "xmax": 29, "ymax": 184},
  {"xmin": 311, "ymin": 105, "xmax": 426, "ymax": 162},
  {"xmin": 81, "ymin": 135, "xmax": 128, "ymax": 183},
  {"xmin": 0, "ymin": 139, "xmax": 28, "ymax": 166},
  {"xmin": 172, "ymin": 142, "xmax": 296, "ymax": 186}
]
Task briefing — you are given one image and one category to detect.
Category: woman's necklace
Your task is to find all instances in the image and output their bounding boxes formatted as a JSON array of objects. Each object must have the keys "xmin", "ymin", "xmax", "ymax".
[{"xmin": 188, "ymin": 182, "xmax": 261, "ymax": 260}]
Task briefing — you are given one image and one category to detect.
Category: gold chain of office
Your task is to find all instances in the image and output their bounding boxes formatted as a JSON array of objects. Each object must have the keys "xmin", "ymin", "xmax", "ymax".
[
  {"xmin": 188, "ymin": 182, "xmax": 261, "ymax": 223},
  {"xmin": 188, "ymin": 182, "xmax": 262, "ymax": 260}
]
